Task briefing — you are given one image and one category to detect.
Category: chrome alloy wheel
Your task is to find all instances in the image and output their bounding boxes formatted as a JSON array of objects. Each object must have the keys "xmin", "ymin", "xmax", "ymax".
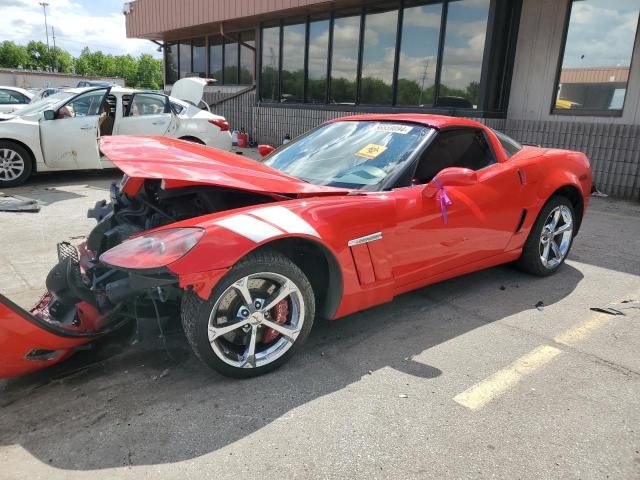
[
  {"xmin": 207, "ymin": 272, "xmax": 305, "ymax": 369},
  {"xmin": 539, "ymin": 205, "xmax": 573, "ymax": 269},
  {"xmin": 0, "ymin": 148, "xmax": 25, "ymax": 182}
]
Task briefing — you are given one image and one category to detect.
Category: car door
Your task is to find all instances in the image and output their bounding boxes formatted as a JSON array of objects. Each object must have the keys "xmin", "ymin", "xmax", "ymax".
[
  {"xmin": 39, "ymin": 88, "xmax": 108, "ymax": 170},
  {"xmin": 115, "ymin": 93, "xmax": 176, "ymax": 136},
  {"xmin": 0, "ymin": 89, "xmax": 30, "ymax": 114},
  {"xmin": 390, "ymin": 128, "xmax": 524, "ymax": 289}
]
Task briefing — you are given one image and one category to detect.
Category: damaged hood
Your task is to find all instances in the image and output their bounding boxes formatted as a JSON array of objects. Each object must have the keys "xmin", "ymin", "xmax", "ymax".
[{"xmin": 99, "ymin": 136, "xmax": 349, "ymax": 196}]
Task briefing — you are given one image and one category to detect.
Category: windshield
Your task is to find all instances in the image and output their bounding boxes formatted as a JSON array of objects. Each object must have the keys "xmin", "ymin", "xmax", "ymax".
[
  {"xmin": 264, "ymin": 121, "xmax": 432, "ymax": 190},
  {"xmin": 16, "ymin": 91, "xmax": 74, "ymax": 116}
]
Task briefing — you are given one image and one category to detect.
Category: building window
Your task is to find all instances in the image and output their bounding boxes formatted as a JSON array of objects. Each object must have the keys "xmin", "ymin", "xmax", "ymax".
[
  {"xmin": 281, "ymin": 23, "xmax": 306, "ymax": 103},
  {"xmin": 258, "ymin": 0, "xmax": 516, "ymax": 113},
  {"xmin": 224, "ymin": 37, "xmax": 239, "ymax": 84},
  {"xmin": 165, "ymin": 43, "xmax": 179, "ymax": 85},
  {"xmin": 179, "ymin": 42, "xmax": 191, "ymax": 78},
  {"xmin": 261, "ymin": 25, "xmax": 281, "ymax": 102},
  {"xmin": 240, "ymin": 31, "xmax": 256, "ymax": 85},
  {"xmin": 307, "ymin": 17, "xmax": 330, "ymax": 103},
  {"xmin": 330, "ymin": 13, "xmax": 361, "ymax": 104},
  {"xmin": 360, "ymin": 7, "xmax": 398, "ymax": 105},
  {"xmin": 396, "ymin": 2, "xmax": 442, "ymax": 106},
  {"xmin": 208, "ymin": 36, "xmax": 223, "ymax": 82},
  {"xmin": 554, "ymin": 0, "xmax": 640, "ymax": 114},
  {"xmin": 192, "ymin": 38, "xmax": 206, "ymax": 77},
  {"xmin": 438, "ymin": 0, "xmax": 490, "ymax": 108}
]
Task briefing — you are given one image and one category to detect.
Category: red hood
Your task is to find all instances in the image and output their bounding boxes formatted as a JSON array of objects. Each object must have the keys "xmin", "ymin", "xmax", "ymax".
[{"xmin": 99, "ymin": 136, "xmax": 349, "ymax": 196}]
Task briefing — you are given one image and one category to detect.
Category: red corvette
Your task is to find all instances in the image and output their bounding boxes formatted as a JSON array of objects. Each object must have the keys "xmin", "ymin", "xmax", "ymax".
[{"xmin": 0, "ymin": 114, "xmax": 592, "ymax": 378}]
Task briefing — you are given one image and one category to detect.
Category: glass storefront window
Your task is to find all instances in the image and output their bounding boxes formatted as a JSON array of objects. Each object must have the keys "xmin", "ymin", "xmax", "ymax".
[
  {"xmin": 224, "ymin": 38, "xmax": 239, "ymax": 84},
  {"xmin": 192, "ymin": 38, "xmax": 206, "ymax": 77},
  {"xmin": 330, "ymin": 14, "xmax": 360, "ymax": 104},
  {"xmin": 307, "ymin": 18, "xmax": 330, "ymax": 103},
  {"xmin": 261, "ymin": 26, "xmax": 281, "ymax": 102},
  {"xmin": 360, "ymin": 8, "xmax": 398, "ymax": 105},
  {"xmin": 554, "ymin": 0, "xmax": 640, "ymax": 113},
  {"xmin": 179, "ymin": 42, "xmax": 191, "ymax": 78},
  {"xmin": 240, "ymin": 31, "xmax": 256, "ymax": 85},
  {"xmin": 165, "ymin": 43, "xmax": 178, "ymax": 85},
  {"xmin": 252, "ymin": 0, "xmax": 517, "ymax": 112},
  {"xmin": 208, "ymin": 36, "xmax": 223, "ymax": 82},
  {"xmin": 281, "ymin": 23, "xmax": 306, "ymax": 103},
  {"xmin": 438, "ymin": 0, "xmax": 490, "ymax": 109},
  {"xmin": 396, "ymin": 2, "xmax": 442, "ymax": 106}
]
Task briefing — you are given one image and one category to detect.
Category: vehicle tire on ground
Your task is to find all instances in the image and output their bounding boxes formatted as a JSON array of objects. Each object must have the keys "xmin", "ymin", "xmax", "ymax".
[
  {"xmin": 517, "ymin": 195, "xmax": 576, "ymax": 276},
  {"xmin": 181, "ymin": 249, "xmax": 315, "ymax": 378},
  {"xmin": 0, "ymin": 141, "xmax": 33, "ymax": 187}
]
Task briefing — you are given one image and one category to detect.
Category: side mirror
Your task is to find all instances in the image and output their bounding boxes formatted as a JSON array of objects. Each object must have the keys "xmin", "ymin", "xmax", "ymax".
[
  {"xmin": 43, "ymin": 110, "xmax": 55, "ymax": 120},
  {"xmin": 258, "ymin": 144, "xmax": 276, "ymax": 158},
  {"xmin": 423, "ymin": 167, "xmax": 478, "ymax": 197}
]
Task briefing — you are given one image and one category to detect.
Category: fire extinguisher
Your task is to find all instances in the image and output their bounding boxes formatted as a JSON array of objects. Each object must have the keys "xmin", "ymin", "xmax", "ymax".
[{"xmin": 237, "ymin": 128, "xmax": 249, "ymax": 148}]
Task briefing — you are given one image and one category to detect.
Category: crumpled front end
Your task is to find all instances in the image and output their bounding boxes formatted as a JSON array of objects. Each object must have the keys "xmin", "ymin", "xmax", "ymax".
[
  {"xmin": 0, "ymin": 238, "xmax": 177, "ymax": 379},
  {"xmin": 0, "ymin": 293, "xmax": 95, "ymax": 378}
]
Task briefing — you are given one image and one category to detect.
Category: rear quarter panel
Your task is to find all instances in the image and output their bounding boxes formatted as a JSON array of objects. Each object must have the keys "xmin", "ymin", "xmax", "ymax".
[{"xmin": 507, "ymin": 147, "xmax": 591, "ymax": 247}]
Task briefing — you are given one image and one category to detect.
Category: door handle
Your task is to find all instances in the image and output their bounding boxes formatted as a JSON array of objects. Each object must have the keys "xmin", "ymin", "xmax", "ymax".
[{"xmin": 80, "ymin": 124, "xmax": 94, "ymax": 130}]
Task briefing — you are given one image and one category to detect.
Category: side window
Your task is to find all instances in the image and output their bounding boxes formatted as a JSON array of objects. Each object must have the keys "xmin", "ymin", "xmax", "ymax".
[
  {"xmin": 413, "ymin": 129, "xmax": 496, "ymax": 184},
  {"xmin": 0, "ymin": 89, "xmax": 28, "ymax": 105},
  {"xmin": 59, "ymin": 89, "xmax": 108, "ymax": 118},
  {"xmin": 127, "ymin": 94, "xmax": 168, "ymax": 117},
  {"xmin": 492, "ymin": 129, "xmax": 522, "ymax": 158}
]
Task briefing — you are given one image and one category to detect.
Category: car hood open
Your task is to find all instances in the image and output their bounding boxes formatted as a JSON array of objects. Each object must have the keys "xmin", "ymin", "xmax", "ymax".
[{"xmin": 99, "ymin": 136, "xmax": 350, "ymax": 197}]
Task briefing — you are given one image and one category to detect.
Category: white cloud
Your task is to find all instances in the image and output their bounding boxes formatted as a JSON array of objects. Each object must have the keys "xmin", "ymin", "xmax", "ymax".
[{"xmin": 0, "ymin": 0, "xmax": 159, "ymax": 57}]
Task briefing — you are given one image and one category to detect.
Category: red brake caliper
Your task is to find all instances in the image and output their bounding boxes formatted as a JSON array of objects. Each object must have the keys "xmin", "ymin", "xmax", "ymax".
[{"xmin": 263, "ymin": 299, "xmax": 289, "ymax": 344}]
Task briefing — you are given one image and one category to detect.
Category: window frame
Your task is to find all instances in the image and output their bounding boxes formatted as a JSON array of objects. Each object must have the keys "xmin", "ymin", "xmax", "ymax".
[
  {"xmin": 551, "ymin": 0, "xmax": 640, "ymax": 117},
  {"xmin": 0, "ymin": 89, "xmax": 30, "ymax": 105},
  {"xmin": 257, "ymin": 0, "xmax": 520, "ymax": 118},
  {"xmin": 125, "ymin": 92, "xmax": 171, "ymax": 117}
]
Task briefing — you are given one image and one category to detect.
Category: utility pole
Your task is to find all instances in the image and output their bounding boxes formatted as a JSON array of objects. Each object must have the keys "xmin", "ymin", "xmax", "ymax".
[
  {"xmin": 39, "ymin": 2, "xmax": 50, "ymax": 70},
  {"xmin": 51, "ymin": 26, "xmax": 57, "ymax": 72}
]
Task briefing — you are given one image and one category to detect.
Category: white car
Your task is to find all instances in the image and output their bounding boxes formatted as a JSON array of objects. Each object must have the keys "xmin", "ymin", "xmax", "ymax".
[
  {"xmin": 0, "ymin": 78, "xmax": 232, "ymax": 187},
  {"xmin": 0, "ymin": 87, "xmax": 34, "ymax": 114}
]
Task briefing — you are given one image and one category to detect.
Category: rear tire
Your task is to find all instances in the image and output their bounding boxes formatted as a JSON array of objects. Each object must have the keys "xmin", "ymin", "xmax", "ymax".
[
  {"xmin": 0, "ymin": 141, "xmax": 33, "ymax": 187},
  {"xmin": 517, "ymin": 195, "xmax": 576, "ymax": 276},
  {"xmin": 181, "ymin": 249, "xmax": 315, "ymax": 378}
]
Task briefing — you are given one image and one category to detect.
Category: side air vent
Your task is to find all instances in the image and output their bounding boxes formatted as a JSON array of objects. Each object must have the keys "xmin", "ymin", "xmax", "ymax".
[{"xmin": 515, "ymin": 209, "xmax": 527, "ymax": 233}]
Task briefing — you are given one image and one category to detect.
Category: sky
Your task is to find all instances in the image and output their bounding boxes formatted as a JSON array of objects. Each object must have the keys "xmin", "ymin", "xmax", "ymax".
[
  {"xmin": 0, "ymin": 0, "xmax": 160, "ymax": 58},
  {"xmin": 562, "ymin": 0, "xmax": 639, "ymax": 69}
]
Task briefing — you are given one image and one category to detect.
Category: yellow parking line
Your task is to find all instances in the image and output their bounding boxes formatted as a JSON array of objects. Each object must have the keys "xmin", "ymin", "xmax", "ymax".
[
  {"xmin": 553, "ymin": 312, "xmax": 614, "ymax": 347},
  {"xmin": 453, "ymin": 345, "xmax": 562, "ymax": 411}
]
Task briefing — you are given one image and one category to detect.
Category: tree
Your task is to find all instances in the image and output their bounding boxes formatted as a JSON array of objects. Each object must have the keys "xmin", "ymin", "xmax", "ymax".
[
  {"xmin": 0, "ymin": 41, "xmax": 29, "ymax": 68},
  {"xmin": 135, "ymin": 53, "xmax": 162, "ymax": 89},
  {"xmin": 0, "ymin": 41, "xmax": 163, "ymax": 89},
  {"xmin": 25, "ymin": 40, "xmax": 51, "ymax": 70},
  {"xmin": 50, "ymin": 47, "xmax": 73, "ymax": 73}
]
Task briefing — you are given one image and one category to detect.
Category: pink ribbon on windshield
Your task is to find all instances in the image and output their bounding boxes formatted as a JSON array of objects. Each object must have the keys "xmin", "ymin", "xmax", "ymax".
[{"xmin": 433, "ymin": 178, "xmax": 453, "ymax": 224}]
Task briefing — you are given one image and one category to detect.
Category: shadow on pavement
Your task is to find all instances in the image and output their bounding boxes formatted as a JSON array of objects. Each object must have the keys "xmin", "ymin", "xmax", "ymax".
[{"xmin": 0, "ymin": 264, "xmax": 583, "ymax": 470}]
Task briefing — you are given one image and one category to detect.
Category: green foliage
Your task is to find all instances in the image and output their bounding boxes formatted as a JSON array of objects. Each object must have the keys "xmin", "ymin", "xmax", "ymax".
[
  {"xmin": 0, "ymin": 41, "xmax": 29, "ymax": 68},
  {"xmin": 0, "ymin": 42, "xmax": 162, "ymax": 89}
]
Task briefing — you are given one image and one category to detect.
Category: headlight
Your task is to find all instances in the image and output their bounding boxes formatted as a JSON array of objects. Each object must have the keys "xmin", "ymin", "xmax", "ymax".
[{"xmin": 100, "ymin": 228, "xmax": 204, "ymax": 270}]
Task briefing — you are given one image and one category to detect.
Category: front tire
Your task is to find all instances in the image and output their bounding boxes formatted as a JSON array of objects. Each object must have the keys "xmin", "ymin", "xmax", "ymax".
[
  {"xmin": 181, "ymin": 249, "xmax": 315, "ymax": 378},
  {"xmin": 0, "ymin": 141, "xmax": 33, "ymax": 187},
  {"xmin": 517, "ymin": 195, "xmax": 576, "ymax": 276}
]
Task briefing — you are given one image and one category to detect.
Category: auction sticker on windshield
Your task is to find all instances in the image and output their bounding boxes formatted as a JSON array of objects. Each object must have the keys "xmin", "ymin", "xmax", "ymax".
[
  {"xmin": 374, "ymin": 124, "xmax": 413, "ymax": 135},
  {"xmin": 356, "ymin": 143, "xmax": 388, "ymax": 160}
]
